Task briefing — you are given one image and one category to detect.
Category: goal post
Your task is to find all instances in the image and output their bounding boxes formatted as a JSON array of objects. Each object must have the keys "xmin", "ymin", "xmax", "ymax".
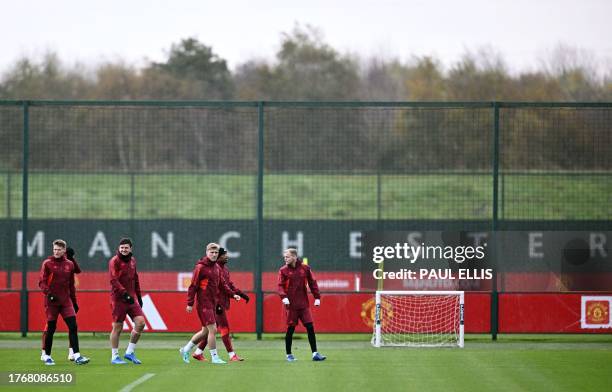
[{"xmin": 373, "ymin": 291, "xmax": 464, "ymax": 348}]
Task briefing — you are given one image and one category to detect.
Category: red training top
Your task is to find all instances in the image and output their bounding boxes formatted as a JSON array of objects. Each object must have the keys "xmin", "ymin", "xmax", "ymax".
[
  {"xmin": 187, "ymin": 257, "xmax": 235, "ymax": 310},
  {"xmin": 109, "ymin": 252, "xmax": 142, "ymax": 301},
  {"xmin": 217, "ymin": 261, "xmax": 245, "ymax": 310},
  {"xmin": 39, "ymin": 255, "xmax": 77, "ymax": 306},
  {"xmin": 277, "ymin": 259, "xmax": 320, "ymax": 310}
]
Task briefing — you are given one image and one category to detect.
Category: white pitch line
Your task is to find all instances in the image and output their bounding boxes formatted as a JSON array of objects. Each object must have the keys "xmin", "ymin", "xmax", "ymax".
[{"xmin": 118, "ymin": 373, "xmax": 156, "ymax": 392}]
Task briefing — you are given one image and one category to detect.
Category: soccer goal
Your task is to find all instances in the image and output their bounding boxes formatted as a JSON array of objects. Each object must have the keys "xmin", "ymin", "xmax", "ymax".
[{"xmin": 372, "ymin": 291, "xmax": 464, "ymax": 348}]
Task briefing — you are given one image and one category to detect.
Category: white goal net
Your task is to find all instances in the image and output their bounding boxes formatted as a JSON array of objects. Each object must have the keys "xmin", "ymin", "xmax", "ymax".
[{"xmin": 372, "ymin": 291, "xmax": 464, "ymax": 348}]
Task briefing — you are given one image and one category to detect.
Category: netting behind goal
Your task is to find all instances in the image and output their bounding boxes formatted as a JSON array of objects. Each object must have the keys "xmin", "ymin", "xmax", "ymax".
[{"xmin": 373, "ymin": 291, "xmax": 464, "ymax": 348}]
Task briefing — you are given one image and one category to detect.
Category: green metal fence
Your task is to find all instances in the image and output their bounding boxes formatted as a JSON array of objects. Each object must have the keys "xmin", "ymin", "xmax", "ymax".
[{"xmin": 1, "ymin": 100, "xmax": 611, "ymax": 337}]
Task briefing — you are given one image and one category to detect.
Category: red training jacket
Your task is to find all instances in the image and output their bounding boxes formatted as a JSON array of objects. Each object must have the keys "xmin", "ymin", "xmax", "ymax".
[
  {"xmin": 39, "ymin": 255, "xmax": 77, "ymax": 306},
  {"xmin": 217, "ymin": 261, "xmax": 245, "ymax": 310},
  {"xmin": 277, "ymin": 259, "xmax": 320, "ymax": 310},
  {"xmin": 187, "ymin": 257, "xmax": 235, "ymax": 310},
  {"xmin": 108, "ymin": 252, "xmax": 142, "ymax": 301}
]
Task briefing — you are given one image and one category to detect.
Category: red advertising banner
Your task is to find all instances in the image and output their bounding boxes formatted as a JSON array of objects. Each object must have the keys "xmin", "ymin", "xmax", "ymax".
[
  {"xmin": 5, "ymin": 271, "xmax": 612, "ymax": 294},
  {"xmin": 2, "ymin": 271, "xmax": 359, "ymax": 292},
  {"xmin": 499, "ymin": 293, "xmax": 612, "ymax": 333},
  {"xmin": 6, "ymin": 271, "xmax": 254, "ymax": 291},
  {"xmin": 0, "ymin": 292, "xmax": 20, "ymax": 330},
  {"xmin": 0, "ymin": 291, "xmax": 608, "ymax": 333},
  {"xmin": 27, "ymin": 292, "xmax": 255, "ymax": 333}
]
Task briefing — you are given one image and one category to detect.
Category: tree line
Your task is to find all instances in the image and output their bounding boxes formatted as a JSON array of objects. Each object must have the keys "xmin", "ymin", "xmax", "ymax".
[
  {"xmin": 1, "ymin": 26, "xmax": 610, "ymax": 101},
  {"xmin": 0, "ymin": 27, "xmax": 610, "ymax": 172}
]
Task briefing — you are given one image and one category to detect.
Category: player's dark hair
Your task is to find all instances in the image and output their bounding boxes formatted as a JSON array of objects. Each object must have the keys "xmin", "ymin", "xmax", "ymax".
[{"xmin": 119, "ymin": 237, "xmax": 133, "ymax": 247}]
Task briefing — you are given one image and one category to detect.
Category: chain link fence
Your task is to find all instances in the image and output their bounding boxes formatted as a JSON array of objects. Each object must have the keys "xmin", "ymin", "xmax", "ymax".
[{"xmin": 1, "ymin": 101, "xmax": 610, "ymax": 294}]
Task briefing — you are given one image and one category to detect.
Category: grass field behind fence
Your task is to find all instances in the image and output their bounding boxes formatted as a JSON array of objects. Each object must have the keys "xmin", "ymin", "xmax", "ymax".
[
  {"xmin": 1, "ymin": 173, "xmax": 610, "ymax": 220},
  {"xmin": 0, "ymin": 333, "xmax": 611, "ymax": 392}
]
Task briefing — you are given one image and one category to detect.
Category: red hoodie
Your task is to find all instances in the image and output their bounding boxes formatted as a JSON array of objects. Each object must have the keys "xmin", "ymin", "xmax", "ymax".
[
  {"xmin": 187, "ymin": 257, "xmax": 235, "ymax": 309},
  {"xmin": 39, "ymin": 255, "xmax": 77, "ymax": 306},
  {"xmin": 278, "ymin": 259, "xmax": 320, "ymax": 310},
  {"xmin": 109, "ymin": 252, "xmax": 141, "ymax": 301},
  {"xmin": 217, "ymin": 261, "xmax": 245, "ymax": 310}
]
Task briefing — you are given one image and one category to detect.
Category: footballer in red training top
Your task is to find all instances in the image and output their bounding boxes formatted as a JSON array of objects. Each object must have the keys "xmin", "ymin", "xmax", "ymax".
[
  {"xmin": 194, "ymin": 247, "xmax": 250, "ymax": 362},
  {"xmin": 108, "ymin": 237, "xmax": 146, "ymax": 365},
  {"xmin": 180, "ymin": 242, "xmax": 241, "ymax": 364},
  {"xmin": 39, "ymin": 239, "xmax": 89, "ymax": 365},
  {"xmin": 277, "ymin": 248, "xmax": 326, "ymax": 361}
]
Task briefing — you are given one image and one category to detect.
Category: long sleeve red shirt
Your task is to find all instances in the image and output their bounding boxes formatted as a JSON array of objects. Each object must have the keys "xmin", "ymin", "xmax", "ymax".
[
  {"xmin": 187, "ymin": 257, "xmax": 235, "ymax": 309},
  {"xmin": 39, "ymin": 255, "xmax": 77, "ymax": 306},
  {"xmin": 278, "ymin": 260, "xmax": 320, "ymax": 310},
  {"xmin": 109, "ymin": 252, "xmax": 141, "ymax": 301}
]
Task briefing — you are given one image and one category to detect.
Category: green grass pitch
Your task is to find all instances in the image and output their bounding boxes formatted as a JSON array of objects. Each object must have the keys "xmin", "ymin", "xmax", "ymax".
[
  {"xmin": 1, "ymin": 333, "xmax": 611, "ymax": 392},
  {"xmin": 1, "ymin": 173, "xmax": 611, "ymax": 219}
]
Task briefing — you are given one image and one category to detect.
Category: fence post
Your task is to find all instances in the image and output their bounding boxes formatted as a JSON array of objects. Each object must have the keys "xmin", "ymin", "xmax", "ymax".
[
  {"xmin": 491, "ymin": 102, "xmax": 500, "ymax": 341},
  {"xmin": 20, "ymin": 101, "xmax": 30, "ymax": 337},
  {"xmin": 130, "ymin": 171, "xmax": 136, "ymax": 237},
  {"xmin": 6, "ymin": 171, "xmax": 11, "ymax": 289},
  {"xmin": 255, "ymin": 101, "xmax": 265, "ymax": 340}
]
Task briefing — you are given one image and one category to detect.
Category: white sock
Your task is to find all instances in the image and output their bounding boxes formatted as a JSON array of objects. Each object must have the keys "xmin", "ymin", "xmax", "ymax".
[
  {"xmin": 194, "ymin": 348, "xmax": 204, "ymax": 355},
  {"xmin": 228, "ymin": 351, "xmax": 235, "ymax": 358},
  {"xmin": 126, "ymin": 342, "xmax": 136, "ymax": 354},
  {"xmin": 112, "ymin": 348, "xmax": 119, "ymax": 357},
  {"xmin": 210, "ymin": 349, "xmax": 218, "ymax": 358},
  {"xmin": 42, "ymin": 354, "xmax": 50, "ymax": 360},
  {"xmin": 183, "ymin": 341, "xmax": 195, "ymax": 352},
  {"xmin": 41, "ymin": 349, "xmax": 45, "ymax": 357},
  {"xmin": 312, "ymin": 352, "xmax": 318, "ymax": 357},
  {"xmin": 73, "ymin": 352, "xmax": 81, "ymax": 359},
  {"xmin": 68, "ymin": 347, "xmax": 74, "ymax": 356}
]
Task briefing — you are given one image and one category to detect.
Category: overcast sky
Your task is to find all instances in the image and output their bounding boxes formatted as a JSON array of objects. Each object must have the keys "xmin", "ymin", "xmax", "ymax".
[{"xmin": 2, "ymin": 0, "xmax": 611, "ymax": 75}]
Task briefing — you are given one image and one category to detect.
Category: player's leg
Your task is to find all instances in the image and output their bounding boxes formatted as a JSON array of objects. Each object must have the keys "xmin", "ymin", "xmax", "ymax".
[
  {"xmin": 194, "ymin": 306, "xmax": 216, "ymax": 356},
  {"xmin": 217, "ymin": 310, "xmax": 242, "ymax": 361},
  {"xmin": 42, "ymin": 304, "xmax": 60, "ymax": 365},
  {"xmin": 110, "ymin": 322, "xmax": 127, "ymax": 364},
  {"xmin": 42, "ymin": 320, "xmax": 57, "ymax": 365},
  {"xmin": 206, "ymin": 323, "xmax": 225, "ymax": 364},
  {"xmin": 285, "ymin": 308, "xmax": 298, "ymax": 361},
  {"xmin": 124, "ymin": 314, "xmax": 145, "ymax": 364},
  {"xmin": 63, "ymin": 315, "xmax": 89, "ymax": 364},
  {"xmin": 193, "ymin": 326, "xmax": 209, "ymax": 361},
  {"xmin": 194, "ymin": 337, "xmax": 208, "ymax": 360},
  {"xmin": 110, "ymin": 301, "xmax": 128, "ymax": 364},
  {"xmin": 180, "ymin": 326, "xmax": 206, "ymax": 363},
  {"xmin": 285, "ymin": 325, "xmax": 296, "ymax": 361},
  {"xmin": 41, "ymin": 323, "xmax": 48, "ymax": 360},
  {"xmin": 300, "ymin": 308, "xmax": 325, "ymax": 361}
]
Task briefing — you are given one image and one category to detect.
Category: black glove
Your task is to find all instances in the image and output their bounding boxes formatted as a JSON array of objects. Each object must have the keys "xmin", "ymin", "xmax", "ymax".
[
  {"xmin": 239, "ymin": 292, "xmax": 250, "ymax": 303},
  {"xmin": 73, "ymin": 302, "xmax": 79, "ymax": 313},
  {"xmin": 216, "ymin": 304, "xmax": 224, "ymax": 315},
  {"xmin": 122, "ymin": 292, "xmax": 135, "ymax": 304},
  {"xmin": 66, "ymin": 247, "xmax": 75, "ymax": 261},
  {"xmin": 137, "ymin": 295, "xmax": 143, "ymax": 308},
  {"xmin": 47, "ymin": 293, "xmax": 57, "ymax": 302}
]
